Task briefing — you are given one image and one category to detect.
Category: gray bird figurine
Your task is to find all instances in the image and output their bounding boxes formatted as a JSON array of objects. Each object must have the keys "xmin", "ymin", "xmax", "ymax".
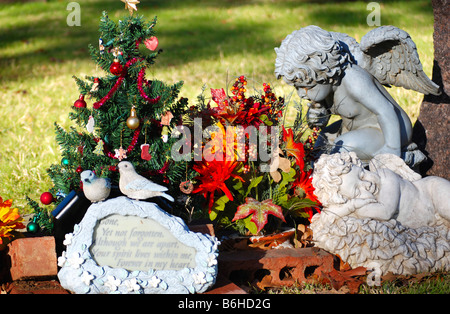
[
  {"xmin": 80, "ymin": 170, "xmax": 111, "ymax": 202},
  {"xmin": 117, "ymin": 161, "xmax": 174, "ymax": 202}
]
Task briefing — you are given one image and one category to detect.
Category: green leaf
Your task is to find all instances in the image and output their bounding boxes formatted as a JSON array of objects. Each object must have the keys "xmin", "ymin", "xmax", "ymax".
[
  {"xmin": 245, "ymin": 175, "xmax": 264, "ymax": 197},
  {"xmin": 232, "ymin": 179, "xmax": 244, "ymax": 194},
  {"xmin": 242, "ymin": 215, "xmax": 258, "ymax": 235},
  {"xmin": 285, "ymin": 196, "xmax": 318, "ymax": 218},
  {"xmin": 279, "ymin": 167, "xmax": 296, "ymax": 188},
  {"xmin": 209, "ymin": 210, "xmax": 218, "ymax": 221},
  {"xmin": 209, "ymin": 195, "xmax": 230, "ymax": 221},
  {"xmin": 273, "ymin": 167, "xmax": 296, "ymax": 206},
  {"xmin": 259, "ymin": 114, "xmax": 273, "ymax": 126}
]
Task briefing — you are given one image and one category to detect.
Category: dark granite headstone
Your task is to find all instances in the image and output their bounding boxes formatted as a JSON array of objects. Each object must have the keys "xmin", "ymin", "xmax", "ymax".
[{"xmin": 413, "ymin": 0, "xmax": 450, "ymax": 179}]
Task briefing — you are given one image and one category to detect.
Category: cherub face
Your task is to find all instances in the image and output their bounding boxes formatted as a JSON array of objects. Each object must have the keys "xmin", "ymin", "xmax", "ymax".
[
  {"xmin": 296, "ymin": 83, "xmax": 332, "ymax": 102},
  {"xmin": 338, "ymin": 165, "xmax": 379, "ymax": 200}
]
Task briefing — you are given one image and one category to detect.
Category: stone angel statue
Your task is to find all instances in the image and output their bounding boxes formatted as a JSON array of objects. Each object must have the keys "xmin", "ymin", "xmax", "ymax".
[
  {"xmin": 275, "ymin": 25, "xmax": 441, "ymax": 167},
  {"xmin": 311, "ymin": 152, "xmax": 450, "ymax": 229},
  {"xmin": 310, "ymin": 152, "xmax": 450, "ymax": 275}
]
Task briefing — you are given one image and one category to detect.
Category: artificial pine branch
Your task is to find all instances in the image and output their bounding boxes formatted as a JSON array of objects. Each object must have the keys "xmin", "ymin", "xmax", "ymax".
[
  {"xmin": 28, "ymin": 10, "xmax": 200, "ymax": 228},
  {"xmin": 25, "ymin": 196, "xmax": 54, "ymax": 233}
]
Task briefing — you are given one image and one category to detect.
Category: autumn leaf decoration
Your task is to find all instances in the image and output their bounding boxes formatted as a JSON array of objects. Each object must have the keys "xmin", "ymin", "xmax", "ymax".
[
  {"xmin": 232, "ymin": 197, "xmax": 286, "ymax": 234},
  {"xmin": 268, "ymin": 146, "xmax": 291, "ymax": 183},
  {"xmin": 0, "ymin": 197, "xmax": 25, "ymax": 245}
]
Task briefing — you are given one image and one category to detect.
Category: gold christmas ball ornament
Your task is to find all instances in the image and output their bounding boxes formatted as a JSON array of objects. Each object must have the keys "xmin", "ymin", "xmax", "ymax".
[{"xmin": 126, "ymin": 106, "xmax": 140, "ymax": 129}]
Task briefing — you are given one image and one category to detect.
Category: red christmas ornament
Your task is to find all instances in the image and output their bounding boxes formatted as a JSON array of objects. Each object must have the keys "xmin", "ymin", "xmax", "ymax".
[
  {"xmin": 110, "ymin": 59, "xmax": 123, "ymax": 75},
  {"xmin": 40, "ymin": 192, "xmax": 54, "ymax": 205},
  {"xmin": 74, "ymin": 94, "xmax": 87, "ymax": 108},
  {"xmin": 93, "ymin": 58, "xmax": 138, "ymax": 110},
  {"xmin": 76, "ymin": 166, "xmax": 83, "ymax": 173}
]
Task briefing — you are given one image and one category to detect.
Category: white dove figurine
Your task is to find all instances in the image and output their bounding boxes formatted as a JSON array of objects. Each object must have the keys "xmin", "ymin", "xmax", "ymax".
[
  {"xmin": 80, "ymin": 170, "xmax": 111, "ymax": 202},
  {"xmin": 117, "ymin": 161, "xmax": 174, "ymax": 202}
]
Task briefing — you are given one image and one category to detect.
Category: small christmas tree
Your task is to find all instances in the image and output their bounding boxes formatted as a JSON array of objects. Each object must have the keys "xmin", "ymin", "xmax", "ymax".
[{"xmin": 29, "ymin": 9, "xmax": 191, "ymax": 231}]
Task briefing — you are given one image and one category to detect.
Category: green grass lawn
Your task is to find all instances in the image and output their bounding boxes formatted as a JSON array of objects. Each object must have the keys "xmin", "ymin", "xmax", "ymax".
[
  {"xmin": 268, "ymin": 271, "xmax": 450, "ymax": 294},
  {"xmin": 0, "ymin": 0, "xmax": 435, "ymax": 209}
]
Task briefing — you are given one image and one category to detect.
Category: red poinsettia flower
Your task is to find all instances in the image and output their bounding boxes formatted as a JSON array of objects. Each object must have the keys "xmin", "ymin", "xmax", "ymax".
[
  {"xmin": 192, "ymin": 160, "xmax": 244, "ymax": 213},
  {"xmin": 282, "ymin": 126, "xmax": 305, "ymax": 170},
  {"xmin": 291, "ymin": 170, "xmax": 321, "ymax": 220}
]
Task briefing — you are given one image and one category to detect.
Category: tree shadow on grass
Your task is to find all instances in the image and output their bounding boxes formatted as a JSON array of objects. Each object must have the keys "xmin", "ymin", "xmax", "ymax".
[
  {"xmin": 0, "ymin": 0, "xmax": 432, "ymax": 84},
  {"xmin": 0, "ymin": 1, "xmax": 103, "ymax": 84},
  {"xmin": 0, "ymin": 0, "xmax": 273, "ymax": 84}
]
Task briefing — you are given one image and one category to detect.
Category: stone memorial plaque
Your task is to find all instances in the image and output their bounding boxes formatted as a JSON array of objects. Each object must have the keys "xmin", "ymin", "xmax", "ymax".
[
  {"xmin": 57, "ymin": 197, "xmax": 219, "ymax": 294},
  {"xmin": 90, "ymin": 214, "xmax": 196, "ymax": 271}
]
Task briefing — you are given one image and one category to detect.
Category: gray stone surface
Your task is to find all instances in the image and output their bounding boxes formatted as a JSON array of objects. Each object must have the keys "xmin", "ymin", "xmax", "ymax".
[{"xmin": 310, "ymin": 152, "xmax": 450, "ymax": 275}]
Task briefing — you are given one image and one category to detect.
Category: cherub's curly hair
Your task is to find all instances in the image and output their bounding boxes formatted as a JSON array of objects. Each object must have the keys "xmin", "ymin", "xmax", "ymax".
[
  {"xmin": 312, "ymin": 152, "xmax": 362, "ymax": 207},
  {"xmin": 275, "ymin": 25, "xmax": 353, "ymax": 86}
]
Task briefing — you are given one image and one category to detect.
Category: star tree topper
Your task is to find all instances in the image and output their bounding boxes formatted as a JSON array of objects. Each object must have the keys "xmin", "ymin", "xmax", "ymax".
[{"xmin": 121, "ymin": 0, "xmax": 140, "ymax": 15}]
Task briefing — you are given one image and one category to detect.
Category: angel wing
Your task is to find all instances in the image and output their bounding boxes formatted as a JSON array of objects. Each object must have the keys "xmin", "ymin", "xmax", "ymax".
[
  {"xmin": 359, "ymin": 25, "xmax": 440, "ymax": 96},
  {"xmin": 369, "ymin": 153, "xmax": 422, "ymax": 182},
  {"xmin": 331, "ymin": 26, "xmax": 440, "ymax": 95}
]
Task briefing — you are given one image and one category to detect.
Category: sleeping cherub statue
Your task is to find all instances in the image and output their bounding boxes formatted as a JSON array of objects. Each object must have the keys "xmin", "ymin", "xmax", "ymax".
[
  {"xmin": 275, "ymin": 25, "xmax": 441, "ymax": 167},
  {"xmin": 311, "ymin": 152, "xmax": 450, "ymax": 229},
  {"xmin": 309, "ymin": 152, "xmax": 450, "ymax": 275}
]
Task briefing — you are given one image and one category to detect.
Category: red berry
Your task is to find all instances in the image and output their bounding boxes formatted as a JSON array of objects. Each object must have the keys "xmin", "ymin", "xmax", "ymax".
[{"xmin": 109, "ymin": 165, "xmax": 117, "ymax": 172}]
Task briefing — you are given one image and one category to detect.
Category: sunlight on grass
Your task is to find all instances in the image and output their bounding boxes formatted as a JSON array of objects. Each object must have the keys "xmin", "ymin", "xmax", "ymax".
[{"xmin": 0, "ymin": 0, "xmax": 435, "ymax": 210}]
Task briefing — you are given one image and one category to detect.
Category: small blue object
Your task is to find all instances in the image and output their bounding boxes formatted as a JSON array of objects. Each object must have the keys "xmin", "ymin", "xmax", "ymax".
[{"xmin": 52, "ymin": 190, "xmax": 78, "ymax": 219}]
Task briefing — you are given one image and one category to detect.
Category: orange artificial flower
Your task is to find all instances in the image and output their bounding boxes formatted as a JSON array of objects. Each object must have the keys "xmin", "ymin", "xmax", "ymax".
[
  {"xmin": 292, "ymin": 170, "xmax": 320, "ymax": 203},
  {"xmin": 203, "ymin": 122, "xmax": 237, "ymax": 161},
  {"xmin": 282, "ymin": 126, "xmax": 305, "ymax": 170},
  {"xmin": 0, "ymin": 197, "xmax": 25, "ymax": 244}
]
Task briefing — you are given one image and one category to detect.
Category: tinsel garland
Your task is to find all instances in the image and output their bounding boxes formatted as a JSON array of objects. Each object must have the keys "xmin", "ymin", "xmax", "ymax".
[
  {"xmin": 138, "ymin": 67, "xmax": 161, "ymax": 104},
  {"xmin": 135, "ymin": 38, "xmax": 161, "ymax": 105},
  {"xmin": 93, "ymin": 38, "xmax": 161, "ymax": 110},
  {"xmin": 93, "ymin": 58, "xmax": 137, "ymax": 109}
]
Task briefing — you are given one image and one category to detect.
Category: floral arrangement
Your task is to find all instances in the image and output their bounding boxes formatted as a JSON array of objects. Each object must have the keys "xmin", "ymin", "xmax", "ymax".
[
  {"xmin": 0, "ymin": 197, "xmax": 25, "ymax": 245},
  {"xmin": 181, "ymin": 76, "xmax": 320, "ymax": 235}
]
